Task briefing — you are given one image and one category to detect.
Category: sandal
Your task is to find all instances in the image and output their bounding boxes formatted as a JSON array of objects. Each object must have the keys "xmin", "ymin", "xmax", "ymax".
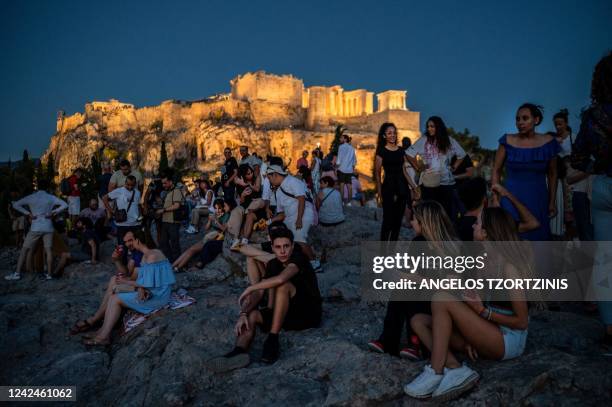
[
  {"xmin": 82, "ymin": 337, "xmax": 111, "ymax": 347},
  {"xmin": 70, "ymin": 319, "xmax": 93, "ymax": 335}
]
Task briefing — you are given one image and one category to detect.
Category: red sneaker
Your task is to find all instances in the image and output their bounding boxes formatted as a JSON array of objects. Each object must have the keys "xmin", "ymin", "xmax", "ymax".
[
  {"xmin": 367, "ymin": 340, "xmax": 385, "ymax": 353},
  {"xmin": 399, "ymin": 346, "xmax": 420, "ymax": 361}
]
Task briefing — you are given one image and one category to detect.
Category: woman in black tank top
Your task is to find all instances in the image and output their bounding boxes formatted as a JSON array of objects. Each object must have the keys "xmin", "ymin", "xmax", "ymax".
[{"xmin": 374, "ymin": 123, "xmax": 420, "ymax": 241}]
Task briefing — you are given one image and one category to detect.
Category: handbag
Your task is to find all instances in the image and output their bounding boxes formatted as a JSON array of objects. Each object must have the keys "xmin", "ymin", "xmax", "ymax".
[
  {"xmin": 172, "ymin": 188, "xmax": 189, "ymax": 222},
  {"xmin": 113, "ymin": 190, "xmax": 136, "ymax": 223},
  {"xmin": 420, "ymin": 170, "xmax": 442, "ymax": 188}
]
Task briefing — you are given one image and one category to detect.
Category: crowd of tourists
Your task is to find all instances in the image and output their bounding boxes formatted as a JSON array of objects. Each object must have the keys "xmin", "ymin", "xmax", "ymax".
[{"xmin": 3, "ymin": 51, "xmax": 611, "ymax": 401}]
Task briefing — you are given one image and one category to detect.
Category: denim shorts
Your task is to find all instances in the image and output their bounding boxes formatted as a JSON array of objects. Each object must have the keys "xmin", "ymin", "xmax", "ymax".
[{"xmin": 490, "ymin": 306, "xmax": 528, "ymax": 360}]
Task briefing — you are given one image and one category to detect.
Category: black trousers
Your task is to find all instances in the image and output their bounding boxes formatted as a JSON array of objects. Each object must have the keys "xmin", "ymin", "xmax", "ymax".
[
  {"xmin": 380, "ymin": 184, "xmax": 408, "ymax": 241},
  {"xmin": 378, "ymin": 300, "xmax": 431, "ymax": 356},
  {"xmin": 160, "ymin": 222, "xmax": 181, "ymax": 262},
  {"xmin": 421, "ymin": 185, "xmax": 456, "ymax": 220}
]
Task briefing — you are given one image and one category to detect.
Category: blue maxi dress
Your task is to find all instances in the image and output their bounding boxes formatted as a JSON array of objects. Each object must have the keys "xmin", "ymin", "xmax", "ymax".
[
  {"xmin": 117, "ymin": 259, "xmax": 177, "ymax": 314},
  {"xmin": 498, "ymin": 134, "xmax": 560, "ymax": 241}
]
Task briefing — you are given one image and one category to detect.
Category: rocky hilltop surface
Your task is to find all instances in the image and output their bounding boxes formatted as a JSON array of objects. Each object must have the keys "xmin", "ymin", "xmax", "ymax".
[{"xmin": 1, "ymin": 207, "xmax": 611, "ymax": 406}]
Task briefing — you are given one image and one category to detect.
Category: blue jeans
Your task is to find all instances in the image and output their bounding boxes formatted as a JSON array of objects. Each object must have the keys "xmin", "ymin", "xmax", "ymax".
[
  {"xmin": 572, "ymin": 191, "xmax": 593, "ymax": 241},
  {"xmin": 592, "ymin": 175, "xmax": 612, "ymax": 325}
]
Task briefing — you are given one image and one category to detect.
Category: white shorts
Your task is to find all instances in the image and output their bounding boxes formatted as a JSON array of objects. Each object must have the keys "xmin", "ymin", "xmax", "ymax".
[
  {"xmin": 285, "ymin": 212, "xmax": 314, "ymax": 243},
  {"xmin": 68, "ymin": 196, "xmax": 81, "ymax": 215}
]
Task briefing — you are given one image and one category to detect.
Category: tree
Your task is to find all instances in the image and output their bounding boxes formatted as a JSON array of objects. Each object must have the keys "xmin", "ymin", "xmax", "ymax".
[
  {"xmin": 18, "ymin": 149, "xmax": 34, "ymax": 190},
  {"xmin": 35, "ymin": 161, "xmax": 45, "ymax": 184},
  {"xmin": 330, "ymin": 125, "xmax": 346, "ymax": 156},
  {"xmin": 159, "ymin": 141, "xmax": 169, "ymax": 174}
]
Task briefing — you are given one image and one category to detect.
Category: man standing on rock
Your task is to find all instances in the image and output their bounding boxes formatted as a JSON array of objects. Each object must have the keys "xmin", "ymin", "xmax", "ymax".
[
  {"xmin": 103, "ymin": 175, "xmax": 141, "ymax": 262},
  {"xmin": 336, "ymin": 134, "xmax": 357, "ymax": 206},
  {"xmin": 157, "ymin": 171, "xmax": 185, "ymax": 262},
  {"xmin": 208, "ymin": 227, "xmax": 322, "ymax": 371},
  {"xmin": 5, "ymin": 179, "xmax": 68, "ymax": 281},
  {"xmin": 108, "ymin": 159, "xmax": 144, "ymax": 193}
]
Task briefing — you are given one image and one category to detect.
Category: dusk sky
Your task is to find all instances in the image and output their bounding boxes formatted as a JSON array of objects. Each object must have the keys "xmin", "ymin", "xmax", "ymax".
[{"xmin": 1, "ymin": 0, "xmax": 611, "ymax": 159}]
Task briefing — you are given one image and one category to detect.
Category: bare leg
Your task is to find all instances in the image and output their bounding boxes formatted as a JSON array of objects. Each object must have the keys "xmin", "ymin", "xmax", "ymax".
[
  {"xmin": 236, "ymin": 309, "xmax": 264, "ymax": 350},
  {"xmin": 411, "ymin": 313, "xmax": 464, "ymax": 369},
  {"xmin": 94, "ymin": 294, "xmax": 125, "ymax": 342},
  {"xmin": 90, "ymin": 275, "xmax": 118, "ymax": 324},
  {"xmin": 430, "ymin": 292, "xmax": 505, "ymax": 373},
  {"xmin": 54, "ymin": 252, "xmax": 70, "ymax": 276},
  {"xmin": 242, "ymin": 212, "xmax": 257, "ymax": 239},
  {"xmin": 15, "ymin": 246, "xmax": 30, "ymax": 274},
  {"xmin": 270, "ymin": 282, "xmax": 296, "ymax": 334},
  {"xmin": 173, "ymin": 241, "xmax": 204, "ymax": 268}
]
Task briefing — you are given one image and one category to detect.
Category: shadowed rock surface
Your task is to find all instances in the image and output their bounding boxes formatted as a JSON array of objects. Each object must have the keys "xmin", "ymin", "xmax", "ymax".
[{"xmin": 1, "ymin": 207, "xmax": 611, "ymax": 406}]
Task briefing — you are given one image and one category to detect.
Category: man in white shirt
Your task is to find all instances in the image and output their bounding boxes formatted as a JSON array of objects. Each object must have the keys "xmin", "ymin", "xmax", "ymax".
[
  {"xmin": 266, "ymin": 165, "xmax": 321, "ymax": 272},
  {"xmin": 103, "ymin": 175, "xmax": 142, "ymax": 260},
  {"xmin": 6, "ymin": 179, "xmax": 68, "ymax": 281},
  {"xmin": 336, "ymin": 134, "xmax": 357, "ymax": 205},
  {"xmin": 108, "ymin": 159, "xmax": 144, "ymax": 193}
]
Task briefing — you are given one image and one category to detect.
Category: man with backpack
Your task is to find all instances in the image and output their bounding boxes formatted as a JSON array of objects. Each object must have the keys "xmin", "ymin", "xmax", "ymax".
[{"xmin": 156, "ymin": 170, "xmax": 186, "ymax": 262}]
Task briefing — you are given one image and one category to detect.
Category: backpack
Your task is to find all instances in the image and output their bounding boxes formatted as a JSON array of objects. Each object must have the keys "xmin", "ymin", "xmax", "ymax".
[
  {"xmin": 172, "ymin": 188, "xmax": 189, "ymax": 222},
  {"xmin": 60, "ymin": 178, "xmax": 71, "ymax": 195},
  {"xmin": 321, "ymin": 154, "xmax": 334, "ymax": 172}
]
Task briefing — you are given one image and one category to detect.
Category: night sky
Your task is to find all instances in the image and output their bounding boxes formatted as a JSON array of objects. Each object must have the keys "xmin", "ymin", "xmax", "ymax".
[{"xmin": 1, "ymin": 0, "xmax": 611, "ymax": 159}]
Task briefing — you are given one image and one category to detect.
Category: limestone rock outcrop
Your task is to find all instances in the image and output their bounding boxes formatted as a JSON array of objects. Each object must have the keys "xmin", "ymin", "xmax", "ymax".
[{"xmin": 44, "ymin": 72, "xmax": 421, "ymax": 182}]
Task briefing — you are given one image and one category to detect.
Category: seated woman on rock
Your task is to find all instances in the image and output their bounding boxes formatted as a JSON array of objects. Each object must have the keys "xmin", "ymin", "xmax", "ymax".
[
  {"xmin": 208, "ymin": 226, "xmax": 321, "ymax": 371},
  {"xmin": 71, "ymin": 230, "xmax": 176, "ymax": 346},
  {"xmin": 403, "ymin": 204, "xmax": 532, "ymax": 401},
  {"xmin": 316, "ymin": 176, "xmax": 345, "ymax": 227},
  {"xmin": 368, "ymin": 200, "xmax": 457, "ymax": 360},
  {"xmin": 172, "ymin": 198, "xmax": 229, "ymax": 272}
]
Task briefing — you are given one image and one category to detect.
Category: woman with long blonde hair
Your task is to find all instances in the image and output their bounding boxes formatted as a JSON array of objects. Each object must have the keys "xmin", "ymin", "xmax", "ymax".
[{"xmin": 368, "ymin": 200, "xmax": 456, "ymax": 360}]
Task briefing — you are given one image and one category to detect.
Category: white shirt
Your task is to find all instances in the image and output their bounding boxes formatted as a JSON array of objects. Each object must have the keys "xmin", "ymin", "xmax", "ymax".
[
  {"xmin": 406, "ymin": 136, "xmax": 466, "ymax": 185},
  {"xmin": 13, "ymin": 191, "xmax": 68, "ymax": 233},
  {"xmin": 276, "ymin": 175, "xmax": 314, "ymax": 222},
  {"xmin": 337, "ymin": 143, "xmax": 357, "ymax": 173},
  {"xmin": 108, "ymin": 187, "xmax": 141, "ymax": 226},
  {"xmin": 262, "ymin": 177, "xmax": 272, "ymax": 201}
]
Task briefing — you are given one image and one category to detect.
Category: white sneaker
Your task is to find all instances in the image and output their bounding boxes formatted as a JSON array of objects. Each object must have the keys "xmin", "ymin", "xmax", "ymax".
[
  {"xmin": 44, "ymin": 273, "xmax": 53, "ymax": 280},
  {"xmin": 346, "ymin": 201, "xmax": 353, "ymax": 207},
  {"xmin": 431, "ymin": 364, "xmax": 479, "ymax": 401},
  {"xmin": 403, "ymin": 364, "xmax": 443, "ymax": 399},
  {"xmin": 186, "ymin": 225, "xmax": 198, "ymax": 234},
  {"xmin": 4, "ymin": 272, "xmax": 21, "ymax": 281}
]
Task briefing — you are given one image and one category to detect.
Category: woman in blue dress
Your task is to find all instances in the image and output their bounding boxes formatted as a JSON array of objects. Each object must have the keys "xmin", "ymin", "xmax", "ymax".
[
  {"xmin": 492, "ymin": 103, "xmax": 560, "ymax": 241},
  {"xmin": 80, "ymin": 230, "xmax": 176, "ymax": 346}
]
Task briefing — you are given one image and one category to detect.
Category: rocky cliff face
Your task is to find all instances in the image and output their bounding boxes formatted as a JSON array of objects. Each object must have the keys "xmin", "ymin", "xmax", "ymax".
[
  {"xmin": 44, "ymin": 112, "xmax": 379, "ymax": 184},
  {"xmin": 1, "ymin": 207, "xmax": 610, "ymax": 406}
]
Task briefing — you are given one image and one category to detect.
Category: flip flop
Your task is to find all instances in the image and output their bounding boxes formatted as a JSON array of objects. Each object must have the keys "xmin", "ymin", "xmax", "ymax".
[{"xmin": 69, "ymin": 319, "xmax": 92, "ymax": 335}]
